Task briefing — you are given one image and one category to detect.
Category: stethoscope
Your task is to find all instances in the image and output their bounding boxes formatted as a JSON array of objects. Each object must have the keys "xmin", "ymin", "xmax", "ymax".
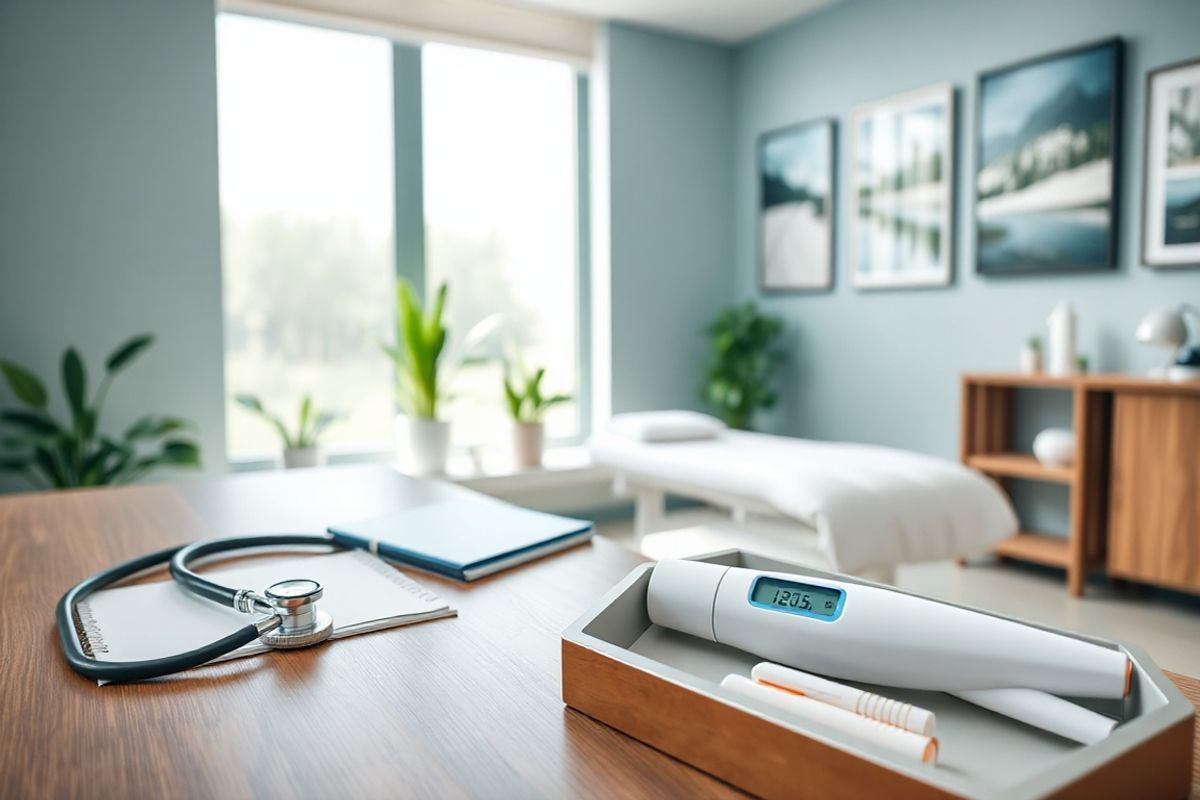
[{"xmin": 56, "ymin": 533, "xmax": 349, "ymax": 683}]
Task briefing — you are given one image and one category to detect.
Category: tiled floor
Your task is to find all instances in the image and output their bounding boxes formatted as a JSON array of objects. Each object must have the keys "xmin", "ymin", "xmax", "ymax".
[{"xmin": 597, "ymin": 510, "xmax": 1200, "ymax": 676}]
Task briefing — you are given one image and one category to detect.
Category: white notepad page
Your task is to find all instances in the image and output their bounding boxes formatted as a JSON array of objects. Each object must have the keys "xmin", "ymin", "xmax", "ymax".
[{"xmin": 75, "ymin": 549, "xmax": 455, "ymax": 680}]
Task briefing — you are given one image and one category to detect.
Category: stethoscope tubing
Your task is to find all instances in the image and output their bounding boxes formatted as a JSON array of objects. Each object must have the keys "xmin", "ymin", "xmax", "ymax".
[{"xmin": 57, "ymin": 533, "xmax": 341, "ymax": 683}]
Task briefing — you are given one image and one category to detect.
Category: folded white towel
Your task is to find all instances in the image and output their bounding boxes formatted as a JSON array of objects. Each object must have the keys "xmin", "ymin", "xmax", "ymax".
[{"xmin": 608, "ymin": 410, "xmax": 726, "ymax": 443}]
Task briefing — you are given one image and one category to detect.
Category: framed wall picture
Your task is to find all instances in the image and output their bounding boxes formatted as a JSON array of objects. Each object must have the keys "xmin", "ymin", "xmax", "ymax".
[
  {"xmin": 1143, "ymin": 57, "xmax": 1200, "ymax": 268},
  {"xmin": 758, "ymin": 118, "xmax": 835, "ymax": 291},
  {"xmin": 847, "ymin": 83, "xmax": 955, "ymax": 289},
  {"xmin": 976, "ymin": 38, "xmax": 1123, "ymax": 275}
]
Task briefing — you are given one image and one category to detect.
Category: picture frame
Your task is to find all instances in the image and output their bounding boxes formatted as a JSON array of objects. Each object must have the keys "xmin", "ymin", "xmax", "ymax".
[
  {"xmin": 847, "ymin": 83, "xmax": 956, "ymax": 290},
  {"xmin": 975, "ymin": 38, "xmax": 1123, "ymax": 275},
  {"xmin": 1142, "ymin": 56, "xmax": 1200, "ymax": 268},
  {"xmin": 758, "ymin": 118, "xmax": 836, "ymax": 292}
]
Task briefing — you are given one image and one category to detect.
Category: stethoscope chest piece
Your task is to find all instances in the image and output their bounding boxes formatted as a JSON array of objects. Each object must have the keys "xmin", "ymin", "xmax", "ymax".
[{"xmin": 259, "ymin": 578, "xmax": 334, "ymax": 650}]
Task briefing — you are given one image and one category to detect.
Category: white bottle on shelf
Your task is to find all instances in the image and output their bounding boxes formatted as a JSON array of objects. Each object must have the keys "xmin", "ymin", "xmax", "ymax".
[{"xmin": 1047, "ymin": 301, "xmax": 1076, "ymax": 377}]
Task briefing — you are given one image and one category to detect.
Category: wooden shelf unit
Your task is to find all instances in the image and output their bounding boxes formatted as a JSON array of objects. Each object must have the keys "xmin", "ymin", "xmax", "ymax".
[
  {"xmin": 965, "ymin": 452, "xmax": 1075, "ymax": 484},
  {"xmin": 962, "ymin": 372, "xmax": 1200, "ymax": 597},
  {"xmin": 960, "ymin": 373, "xmax": 1111, "ymax": 596},
  {"xmin": 991, "ymin": 531, "xmax": 1071, "ymax": 567}
]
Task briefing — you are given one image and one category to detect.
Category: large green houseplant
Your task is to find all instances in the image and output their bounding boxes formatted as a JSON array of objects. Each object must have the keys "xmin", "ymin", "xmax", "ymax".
[
  {"xmin": 700, "ymin": 302, "xmax": 784, "ymax": 430},
  {"xmin": 0, "ymin": 335, "xmax": 201, "ymax": 489}
]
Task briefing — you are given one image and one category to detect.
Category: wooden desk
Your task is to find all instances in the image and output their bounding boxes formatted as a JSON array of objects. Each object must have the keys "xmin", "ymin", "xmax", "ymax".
[
  {"xmin": 0, "ymin": 466, "xmax": 738, "ymax": 799},
  {"xmin": 1, "ymin": 466, "xmax": 1197, "ymax": 798}
]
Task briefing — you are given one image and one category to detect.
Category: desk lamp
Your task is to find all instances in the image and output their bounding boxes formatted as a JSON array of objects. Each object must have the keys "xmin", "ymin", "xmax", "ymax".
[{"xmin": 1136, "ymin": 303, "xmax": 1200, "ymax": 381}]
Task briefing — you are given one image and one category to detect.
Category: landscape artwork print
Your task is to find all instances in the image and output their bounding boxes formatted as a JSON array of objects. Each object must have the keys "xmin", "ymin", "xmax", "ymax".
[
  {"xmin": 976, "ymin": 39, "xmax": 1122, "ymax": 274},
  {"xmin": 1142, "ymin": 57, "xmax": 1200, "ymax": 268},
  {"xmin": 759, "ymin": 119, "xmax": 834, "ymax": 291},
  {"xmin": 848, "ymin": 84, "xmax": 954, "ymax": 289}
]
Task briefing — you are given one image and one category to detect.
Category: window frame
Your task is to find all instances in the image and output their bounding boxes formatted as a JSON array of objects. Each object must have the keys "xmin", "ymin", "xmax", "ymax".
[{"xmin": 221, "ymin": 21, "xmax": 591, "ymax": 467}]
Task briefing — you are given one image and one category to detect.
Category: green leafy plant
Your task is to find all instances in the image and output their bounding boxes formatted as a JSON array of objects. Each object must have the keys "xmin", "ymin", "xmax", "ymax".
[
  {"xmin": 700, "ymin": 302, "xmax": 784, "ymax": 431},
  {"xmin": 503, "ymin": 366, "xmax": 570, "ymax": 424},
  {"xmin": 381, "ymin": 278, "xmax": 500, "ymax": 420},
  {"xmin": 0, "ymin": 335, "xmax": 201, "ymax": 489},
  {"xmin": 1027, "ymin": 335, "xmax": 1042, "ymax": 351},
  {"xmin": 235, "ymin": 394, "xmax": 339, "ymax": 449}
]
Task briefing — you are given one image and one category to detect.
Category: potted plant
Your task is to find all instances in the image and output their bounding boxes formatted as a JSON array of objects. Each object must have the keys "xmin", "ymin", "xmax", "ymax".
[
  {"xmin": 700, "ymin": 302, "xmax": 784, "ymax": 430},
  {"xmin": 503, "ymin": 366, "xmax": 571, "ymax": 468},
  {"xmin": 234, "ymin": 394, "xmax": 339, "ymax": 469},
  {"xmin": 381, "ymin": 279, "xmax": 499, "ymax": 475},
  {"xmin": 0, "ymin": 335, "xmax": 201, "ymax": 489},
  {"xmin": 1021, "ymin": 336, "xmax": 1043, "ymax": 374}
]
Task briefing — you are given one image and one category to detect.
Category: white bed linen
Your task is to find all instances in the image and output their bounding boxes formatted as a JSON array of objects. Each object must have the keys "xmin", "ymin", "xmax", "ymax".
[{"xmin": 589, "ymin": 430, "xmax": 1017, "ymax": 573}]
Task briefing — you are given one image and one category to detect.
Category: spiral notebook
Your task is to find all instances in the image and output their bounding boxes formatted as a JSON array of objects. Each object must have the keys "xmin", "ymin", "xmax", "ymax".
[{"xmin": 74, "ymin": 550, "xmax": 454, "ymax": 683}]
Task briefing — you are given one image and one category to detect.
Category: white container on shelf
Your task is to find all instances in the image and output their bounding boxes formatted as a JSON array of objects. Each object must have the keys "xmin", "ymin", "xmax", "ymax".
[
  {"xmin": 1033, "ymin": 428, "xmax": 1075, "ymax": 467},
  {"xmin": 1046, "ymin": 301, "xmax": 1076, "ymax": 376}
]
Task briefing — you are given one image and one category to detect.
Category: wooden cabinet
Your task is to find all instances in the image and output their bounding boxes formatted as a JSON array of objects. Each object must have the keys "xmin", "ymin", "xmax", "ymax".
[
  {"xmin": 1108, "ymin": 392, "xmax": 1200, "ymax": 592},
  {"xmin": 961, "ymin": 373, "xmax": 1200, "ymax": 597}
]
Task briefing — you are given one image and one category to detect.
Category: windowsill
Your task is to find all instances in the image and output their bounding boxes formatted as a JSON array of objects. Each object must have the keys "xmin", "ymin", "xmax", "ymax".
[
  {"xmin": 444, "ymin": 445, "xmax": 609, "ymax": 491},
  {"xmin": 229, "ymin": 443, "xmax": 609, "ymax": 488}
]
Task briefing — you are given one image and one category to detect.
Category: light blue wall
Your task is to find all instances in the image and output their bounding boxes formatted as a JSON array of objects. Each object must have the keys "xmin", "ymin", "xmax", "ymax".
[
  {"xmin": 603, "ymin": 23, "xmax": 736, "ymax": 413},
  {"xmin": 734, "ymin": 0, "xmax": 1200, "ymax": 459},
  {"xmin": 0, "ymin": 0, "xmax": 227, "ymax": 488}
]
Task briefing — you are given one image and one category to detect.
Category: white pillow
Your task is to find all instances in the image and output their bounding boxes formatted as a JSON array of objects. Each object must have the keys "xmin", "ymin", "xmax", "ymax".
[{"xmin": 607, "ymin": 411, "xmax": 726, "ymax": 443}]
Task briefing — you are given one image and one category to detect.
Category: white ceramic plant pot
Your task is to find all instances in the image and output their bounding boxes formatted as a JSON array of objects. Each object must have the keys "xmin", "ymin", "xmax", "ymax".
[
  {"xmin": 1020, "ymin": 346, "xmax": 1043, "ymax": 375},
  {"xmin": 1032, "ymin": 428, "xmax": 1075, "ymax": 468},
  {"xmin": 396, "ymin": 414, "xmax": 450, "ymax": 476},
  {"xmin": 512, "ymin": 421, "xmax": 545, "ymax": 469},
  {"xmin": 282, "ymin": 446, "xmax": 321, "ymax": 470}
]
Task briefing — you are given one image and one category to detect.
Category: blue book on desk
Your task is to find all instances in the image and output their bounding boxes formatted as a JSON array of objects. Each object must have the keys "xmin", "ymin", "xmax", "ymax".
[{"xmin": 327, "ymin": 500, "xmax": 593, "ymax": 581}]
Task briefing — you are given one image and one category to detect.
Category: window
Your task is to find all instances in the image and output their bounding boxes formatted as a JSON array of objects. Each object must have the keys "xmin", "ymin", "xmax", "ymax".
[
  {"xmin": 217, "ymin": 15, "xmax": 395, "ymax": 457},
  {"xmin": 217, "ymin": 18, "xmax": 585, "ymax": 462},
  {"xmin": 422, "ymin": 44, "xmax": 582, "ymax": 447}
]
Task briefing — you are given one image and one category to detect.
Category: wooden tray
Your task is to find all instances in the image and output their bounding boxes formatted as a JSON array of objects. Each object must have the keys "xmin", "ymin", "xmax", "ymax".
[{"xmin": 561, "ymin": 550, "xmax": 1195, "ymax": 799}]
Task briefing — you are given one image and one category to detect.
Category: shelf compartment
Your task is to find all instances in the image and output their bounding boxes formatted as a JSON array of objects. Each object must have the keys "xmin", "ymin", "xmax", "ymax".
[
  {"xmin": 966, "ymin": 452, "xmax": 1074, "ymax": 484},
  {"xmin": 992, "ymin": 531, "xmax": 1070, "ymax": 567}
]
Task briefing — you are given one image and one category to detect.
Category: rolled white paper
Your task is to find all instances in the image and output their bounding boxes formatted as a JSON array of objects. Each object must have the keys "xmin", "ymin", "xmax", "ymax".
[
  {"xmin": 721, "ymin": 674, "xmax": 938, "ymax": 764},
  {"xmin": 953, "ymin": 688, "xmax": 1117, "ymax": 745},
  {"xmin": 752, "ymin": 662, "xmax": 936, "ymax": 736}
]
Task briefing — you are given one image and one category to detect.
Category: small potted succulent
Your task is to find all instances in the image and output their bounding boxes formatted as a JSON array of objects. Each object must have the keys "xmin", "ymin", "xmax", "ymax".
[
  {"xmin": 235, "ymin": 394, "xmax": 339, "ymax": 469},
  {"xmin": 503, "ymin": 366, "xmax": 570, "ymax": 469},
  {"xmin": 1021, "ymin": 336, "xmax": 1043, "ymax": 374}
]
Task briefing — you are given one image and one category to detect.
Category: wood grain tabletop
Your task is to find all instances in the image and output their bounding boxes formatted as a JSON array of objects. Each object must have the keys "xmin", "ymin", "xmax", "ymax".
[
  {"xmin": 0, "ymin": 465, "xmax": 1195, "ymax": 798},
  {"xmin": 0, "ymin": 466, "xmax": 742, "ymax": 799}
]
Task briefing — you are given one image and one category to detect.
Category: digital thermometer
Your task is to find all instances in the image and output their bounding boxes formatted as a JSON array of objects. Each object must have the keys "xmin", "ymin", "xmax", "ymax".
[{"xmin": 647, "ymin": 560, "xmax": 1131, "ymax": 698}]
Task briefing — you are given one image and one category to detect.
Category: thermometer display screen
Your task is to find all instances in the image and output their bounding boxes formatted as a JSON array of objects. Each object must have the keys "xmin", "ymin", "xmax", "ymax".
[{"xmin": 750, "ymin": 577, "xmax": 843, "ymax": 619}]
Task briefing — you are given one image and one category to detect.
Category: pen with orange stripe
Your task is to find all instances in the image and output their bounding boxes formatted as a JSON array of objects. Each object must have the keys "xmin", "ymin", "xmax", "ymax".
[
  {"xmin": 751, "ymin": 662, "xmax": 936, "ymax": 736},
  {"xmin": 721, "ymin": 674, "xmax": 939, "ymax": 764}
]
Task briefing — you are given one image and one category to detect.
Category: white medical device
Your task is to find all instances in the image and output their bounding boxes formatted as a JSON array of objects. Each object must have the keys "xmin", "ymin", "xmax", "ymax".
[{"xmin": 647, "ymin": 560, "xmax": 1131, "ymax": 699}]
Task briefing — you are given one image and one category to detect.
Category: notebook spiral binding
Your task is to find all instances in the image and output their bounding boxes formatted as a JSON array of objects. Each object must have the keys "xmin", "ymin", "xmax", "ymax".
[
  {"xmin": 73, "ymin": 600, "xmax": 108, "ymax": 657},
  {"xmin": 349, "ymin": 549, "xmax": 444, "ymax": 605}
]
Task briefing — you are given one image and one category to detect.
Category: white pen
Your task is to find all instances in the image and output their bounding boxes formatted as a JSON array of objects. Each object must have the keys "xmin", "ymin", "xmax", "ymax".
[
  {"xmin": 752, "ymin": 662, "xmax": 937, "ymax": 736},
  {"xmin": 721, "ymin": 674, "xmax": 938, "ymax": 765}
]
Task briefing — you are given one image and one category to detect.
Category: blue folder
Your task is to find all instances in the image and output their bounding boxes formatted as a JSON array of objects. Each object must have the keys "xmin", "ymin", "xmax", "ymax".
[{"xmin": 328, "ymin": 500, "xmax": 594, "ymax": 581}]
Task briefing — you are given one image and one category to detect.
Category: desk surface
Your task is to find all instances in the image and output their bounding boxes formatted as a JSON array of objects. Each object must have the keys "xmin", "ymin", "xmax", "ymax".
[{"xmin": 0, "ymin": 466, "xmax": 1196, "ymax": 799}]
